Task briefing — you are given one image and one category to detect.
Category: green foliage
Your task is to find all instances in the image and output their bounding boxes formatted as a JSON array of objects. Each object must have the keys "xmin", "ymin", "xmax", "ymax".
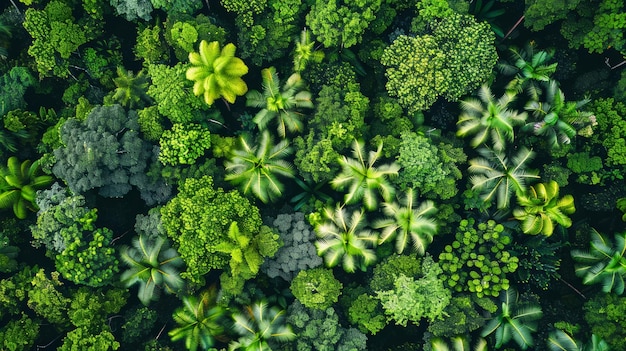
[
  {"xmin": 67, "ymin": 287, "xmax": 128, "ymax": 330},
  {"xmin": 225, "ymin": 131, "xmax": 295, "ymax": 203},
  {"xmin": 468, "ymin": 146, "xmax": 540, "ymax": 209},
  {"xmin": 59, "ymin": 328, "xmax": 120, "ymax": 351},
  {"xmin": 497, "ymin": 44, "xmax": 558, "ymax": 99},
  {"xmin": 0, "ymin": 313, "xmax": 40, "ymax": 351},
  {"xmin": 306, "ymin": 0, "xmax": 381, "ymax": 48},
  {"xmin": 120, "ymin": 235, "xmax": 184, "ymax": 305},
  {"xmin": 0, "ymin": 156, "xmax": 53, "ymax": 219},
  {"xmin": 347, "ymin": 292, "xmax": 387, "ymax": 335},
  {"xmin": 456, "ymin": 85, "xmax": 527, "ymax": 151},
  {"xmin": 427, "ymin": 295, "xmax": 493, "ymax": 338},
  {"xmin": 158, "ymin": 123, "xmax": 211, "ymax": 166},
  {"xmin": 331, "ymin": 139, "xmax": 399, "ymax": 210},
  {"xmin": 109, "ymin": 67, "xmax": 152, "ymax": 109},
  {"xmin": 512, "ymin": 235, "xmax": 562, "ymax": 290},
  {"xmin": 439, "ymin": 218, "xmax": 519, "ymax": 298},
  {"xmin": 370, "ymin": 254, "xmax": 423, "ymax": 292},
  {"xmin": 431, "ymin": 336, "xmax": 488, "ymax": 351},
  {"xmin": 137, "ymin": 106, "xmax": 165, "ymax": 142},
  {"xmin": 375, "ymin": 256, "xmax": 451, "ymax": 327},
  {"xmin": 572, "ymin": 229, "xmax": 626, "ymax": 295},
  {"xmin": 165, "ymin": 15, "xmax": 227, "ymax": 62},
  {"xmin": 290, "ymin": 267, "xmax": 342, "ymax": 310},
  {"xmin": 220, "ymin": 0, "xmax": 267, "ymax": 27},
  {"xmin": 121, "ymin": 306, "xmax": 158, "ymax": 344},
  {"xmin": 246, "ymin": 67, "xmax": 314, "ymax": 137},
  {"xmin": 314, "ymin": 206, "xmax": 378, "ymax": 273},
  {"xmin": 110, "ymin": 0, "xmax": 153, "ymax": 21},
  {"xmin": 186, "ymin": 40, "xmax": 249, "ymax": 106},
  {"xmin": 590, "ymin": 98, "xmax": 626, "ymax": 167},
  {"xmin": 262, "ymin": 212, "xmax": 323, "ymax": 281},
  {"xmin": 287, "ymin": 301, "xmax": 368, "ymax": 351},
  {"xmin": 547, "ymin": 329, "xmax": 609, "ymax": 351},
  {"xmin": 293, "ymin": 28, "xmax": 324, "ymax": 73},
  {"xmin": 0, "ymin": 233, "xmax": 18, "ymax": 273},
  {"xmin": 481, "ymin": 289, "xmax": 543, "ymax": 350},
  {"xmin": 373, "ymin": 188, "xmax": 438, "ymax": 255},
  {"xmin": 160, "ymin": 176, "xmax": 263, "ymax": 284},
  {"xmin": 134, "ymin": 23, "xmax": 170, "ymax": 65},
  {"xmin": 27, "ymin": 268, "xmax": 71, "ymax": 326},
  {"xmin": 513, "ymin": 180, "xmax": 576, "ymax": 236},
  {"xmin": 584, "ymin": 293, "xmax": 626, "ymax": 350},
  {"xmin": 147, "ymin": 63, "xmax": 211, "ymax": 123},
  {"xmin": 524, "ymin": 0, "xmax": 582, "ymax": 31},
  {"xmin": 230, "ymin": 300, "xmax": 295, "ymax": 350},
  {"xmin": 169, "ymin": 289, "xmax": 226, "ymax": 351},
  {"xmin": 381, "ymin": 35, "xmax": 447, "ymax": 113},
  {"xmin": 0, "ymin": 266, "xmax": 35, "ymax": 319}
]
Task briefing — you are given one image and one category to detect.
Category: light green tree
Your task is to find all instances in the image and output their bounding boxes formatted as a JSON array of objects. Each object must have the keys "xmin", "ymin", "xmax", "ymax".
[
  {"xmin": 0, "ymin": 156, "xmax": 53, "ymax": 219},
  {"xmin": 456, "ymin": 84, "xmax": 527, "ymax": 151},
  {"xmin": 331, "ymin": 139, "xmax": 399, "ymax": 211},
  {"xmin": 246, "ymin": 67, "xmax": 313, "ymax": 137},
  {"xmin": 109, "ymin": 67, "xmax": 152, "ymax": 109},
  {"xmin": 230, "ymin": 301, "xmax": 295, "ymax": 351},
  {"xmin": 373, "ymin": 188, "xmax": 438, "ymax": 255},
  {"xmin": 224, "ymin": 131, "xmax": 295, "ymax": 203},
  {"xmin": 314, "ymin": 205, "xmax": 378, "ymax": 273},
  {"xmin": 186, "ymin": 40, "xmax": 249, "ymax": 106},
  {"xmin": 169, "ymin": 289, "xmax": 226, "ymax": 351}
]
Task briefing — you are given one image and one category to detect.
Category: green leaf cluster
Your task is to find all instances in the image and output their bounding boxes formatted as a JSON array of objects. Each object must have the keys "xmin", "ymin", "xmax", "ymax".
[
  {"xmin": 0, "ymin": 156, "xmax": 53, "ymax": 219},
  {"xmin": 158, "ymin": 123, "xmax": 211, "ymax": 166},
  {"xmin": 290, "ymin": 267, "xmax": 342, "ymax": 310},
  {"xmin": 0, "ymin": 313, "xmax": 40, "ymax": 351},
  {"xmin": 439, "ymin": 218, "xmax": 519, "ymax": 298},
  {"xmin": 584, "ymin": 293, "xmax": 626, "ymax": 350},
  {"xmin": 160, "ymin": 176, "xmax": 263, "ymax": 285},
  {"xmin": 590, "ymin": 98, "xmax": 626, "ymax": 167},
  {"xmin": 164, "ymin": 14, "xmax": 227, "ymax": 61}
]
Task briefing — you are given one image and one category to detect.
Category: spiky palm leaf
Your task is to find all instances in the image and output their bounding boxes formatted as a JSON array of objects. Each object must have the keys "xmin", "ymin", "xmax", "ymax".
[
  {"xmin": 498, "ymin": 44, "xmax": 558, "ymax": 99},
  {"xmin": 225, "ymin": 131, "xmax": 295, "ymax": 203},
  {"xmin": 230, "ymin": 301, "xmax": 295, "ymax": 351},
  {"xmin": 431, "ymin": 336, "xmax": 488, "ymax": 351},
  {"xmin": 457, "ymin": 84, "xmax": 527, "ymax": 151},
  {"xmin": 293, "ymin": 28, "xmax": 324, "ymax": 72},
  {"xmin": 571, "ymin": 229, "xmax": 626, "ymax": 295},
  {"xmin": 469, "ymin": 147, "xmax": 540, "ymax": 209},
  {"xmin": 481, "ymin": 288, "xmax": 542, "ymax": 350},
  {"xmin": 120, "ymin": 235, "xmax": 184, "ymax": 305},
  {"xmin": 513, "ymin": 180, "xmax": 576, "ymax": 236},
  {"xmin": 331, "ymin": 140, "xmax": 399, "ymax": 211},
  {"xmin": 373, "ymin": 188, "xmax": 438, "ymax": 254},
  {"xmin": 0, "ymin": 156, "xmax": 53, "ymax": 219},
  {"xmin": 315, "ymin": 206, "xmax": 378, "ymax": 273},
  {"xmin": 523, "ymin": 80, "xmax": 593, "ymax": 148},
  {"xmin": 111, "ymin": 67, "xmax": 152, "ymax": 108},
  {"xmin": 170, "ymin": 289, "xmax": 226, "ymax": 351},
  {"xmin": 214, "ymin": 222, "xmax": 263, "ymax": 278},
  {"xmin": 246, "ymin": 67, "xmax": 314, "ymax": 137},
  {"xmin": 547, "ymin": 330, "xmax": 609, "ymax": 351},
  {"xmin": 186, "ymin": 40, "xmax": 249, "ymax": 106}
]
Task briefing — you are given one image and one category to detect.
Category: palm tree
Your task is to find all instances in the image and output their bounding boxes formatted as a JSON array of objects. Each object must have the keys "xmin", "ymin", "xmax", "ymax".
[
  {"xmin": 0, "ymin": 156, "xmax": 53, "ymax": 219},
  {"xmin": 224, "ymin": 131, "xmax": 295, "ymax": 203},
  {"xmin": 373, "ymin": 188, "xmax": 438, "ymax": 255},
  {"xmin": 571, "ymin": 229, "xmax": 626, "ymax": 295},
  {"xmin": 229, "ymin": 300, "xmax": 295, "ymax": 351},
  {"xmin": 498, "ymin": 43, "xmax": 558, "ymax": 99},
  {"xmin": 547, "ymin": 330, "xmax": 609, "ymax": 351},
  {"xmin": 331, "ymin": 139, "xmax": 399, "ymax": 211},
  {"xmin": 246, "ymin": 67, "xmax": 314, "ymax": 137},
  {"xmin": 457, "ymin": 84, "xmax": 527, "ymax": 151},
  {"xmin": 481, "ymin": 288, "xmax": 543, "ymax": 350},
  {"xmin": 315, "ymin": 205, "xmax": 378, "ymax": 273},
  {"xmin": 523, "ymin": 80, "xmax": 593, "ymax": 148},
  {"xmin": 513, "ymin": 180, "xmax": 575, "ymax": 236},
  {"xmin": 110, "ymin": 67, "xmax": 152, "ymax": 109},
  {"xmin": 431, "ymin": 336, "xmax": 488, "ymax": 351},
  {"xmin": 169, "ymin": 288, "xmax": 227, "ymax": 351},
  {"xmin": 120, "ymin": 235, "xmax": 185, "ymax": 306},
  {"xmin": 292, "ymin": 28, "xmax": 324, "ymax": 73},
  {"xmin": 290, "ymin": 177, "xmax": 333, "ymax": 211},
  {"xmin": 214, "ymin": 222, "xmax": 263, "ymax": 279},
  {"xmin": 0, "ymin": 20, "xmax": 12, "ymax": 59},
  {"xmin": 186, "ymin": 40, "xmax": 249, "ymax": 106},
  {"xmin": 468, "ymin": 146, "xmax": 540, "ymax": 209}
]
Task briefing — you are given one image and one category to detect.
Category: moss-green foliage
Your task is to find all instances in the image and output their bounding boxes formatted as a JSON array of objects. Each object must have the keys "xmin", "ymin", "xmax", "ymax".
[
  {"xmin": 287, "ymin": 301, "xmax": 368, "ymax": 351},
  {"xmin": 439, "ymin": 218, "xmax": 519, "ymax": 298},
  {"xmin": 381, "ymin": 35, "xmax": 447, "ymax": 113},
  {"xmin": 0, "ymin": 313, "xmax": 40, "ymax": 351},
  {"xmin": 164, "ymin": 14, "xmax": 227, "ymax": 62},
  {"xmin": 147, "ymin": 63, "xmax": 211, "ymax": 123},
  {"xmin": 158, "ymin": 123, "xmax": 211, "ymax": 166},
  {"xmin": 0, "ymin": 266, "xmax": 36, "ymax": 320},
  {"xmin": 293, "ymin": 82, "xmax": 369, "ymax": 183},
  {"xmin": 584, "ymin": 293, "xmax": 626, "ymax": 350},
  {"xmin": 290, "ymin": 268, "xmax": 342, "ymax": 310},
  {"xmin": 137, "ymin": 106, "xmax": 165, "ymax": 142},
  {"xmin": 524, "ymin": 0, "xmax": 583, "ymax": 31},
  {"xmin": 121, "ymin": 307, "xmax": 158, "ymax": 344},
  {"xmin": 0, "ymin": 233, "xmax": 18, "ymax": 274},
  {"xmin": 134, "ymin": 23, "xmax": 170, "ymax": 65},
  {"xmin": 562, "ymin": 0, "xmax": 626, "ymax": 56},
  {"xmin": 427, "ymin": 295, "xmax": 495, "ymax": 338},
  {"xmin": 27, "ymin": 269, "xmax": 71, "ymax": 327},
  {"xmin": 220, "ymin": 0, "xmax": 267, "ymax": 27},
  {"xmin": 375, "ymin": 256, "xmax": 450, "ymax": 327},
  {"xmin": 370, "ymin": 254, "xmax": 422, "ymax": 292},
  {"xmin": 0, "ymin": 67, "xmax": 36, "ymax": 119},
  {"xmin": 512, "ymin": 235, "xmax": 562, "ymax": 290},
  {"xmin": 591, "ymin": 98, "xmax": 626, "ymax": 167},
  {"xmin": 347, "ymin": 292, "xmax": 387, "ymax": 335},
  {"xmin": 565, "ymin": 152, "xmax": 604, "ymax": 185},
  {"xmin": 160, "ymin": 176, "xmax": 263, "ymax": 285},
  {"xmin": 149, "ymin": 0, "xmax": 202, "ymax": 15},
  {"xmin": 306, "ymin": 0, "xmax": 382, "ymax": 48},
  {"xmin": 110, "ymin": 0, "xmax": 154, "ymax": 21}
]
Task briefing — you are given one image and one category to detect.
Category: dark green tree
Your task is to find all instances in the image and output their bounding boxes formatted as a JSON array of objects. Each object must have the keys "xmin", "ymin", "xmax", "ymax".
[{"xmin": 169, "ymin": 289, "xmax": 226, "ymax": 351}]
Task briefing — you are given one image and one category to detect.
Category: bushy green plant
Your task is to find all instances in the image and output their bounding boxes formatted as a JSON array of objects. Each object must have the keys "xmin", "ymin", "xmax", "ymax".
[
  {"xmin": 513, "ymin": 180, "xmax": 576, "ymax": 236},
  {"xmin": 584, "ymin": 293, "xmax": 626, "ymax": 350},
  {"xmin": 158, "ymin": 123, "xmax": 211, "ymax": 166},
  {"xmin": 439, "ymin": 218, "xmax": 519, "ymax": 298},
  {"xmin": 290, "ymin": 267, "xmax": 342, "ymax": 310}
]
